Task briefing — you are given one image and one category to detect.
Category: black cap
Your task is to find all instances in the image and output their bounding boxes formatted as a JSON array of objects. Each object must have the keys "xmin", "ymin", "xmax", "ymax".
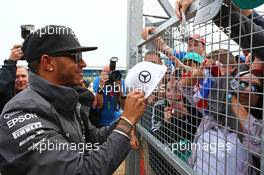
[{"xmin": 22, "ymin": 25, "xmax": 97, "ymax": 62}]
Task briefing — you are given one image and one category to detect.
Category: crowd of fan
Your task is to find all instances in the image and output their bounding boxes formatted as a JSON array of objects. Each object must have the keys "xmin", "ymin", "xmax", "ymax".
[{"xmin": 141, "ymin": 2, "xmax": 264, "ymax": 175}]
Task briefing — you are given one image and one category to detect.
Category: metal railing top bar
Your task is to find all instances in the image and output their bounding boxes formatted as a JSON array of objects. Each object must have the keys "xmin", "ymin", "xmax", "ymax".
[{"xmin": 143, "ymin": 14, "xmax": 170, "ymax": 20}]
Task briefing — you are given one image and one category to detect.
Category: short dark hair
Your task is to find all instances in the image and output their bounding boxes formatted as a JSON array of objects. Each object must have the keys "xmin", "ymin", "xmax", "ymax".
[
  {"xmin": 28, "ymin": 59, "xmax": 40, "ymax": 74},
  {"xmin": 145, "ymin": 51, "xmax": 162, "ymax": 64},
  {"xmin": 207, "ymin": 49, "xmax": 236, "ymax": 65},
  {"xmin": 145, "ymin": 51, "xmax": 160, "ymax": 58}
]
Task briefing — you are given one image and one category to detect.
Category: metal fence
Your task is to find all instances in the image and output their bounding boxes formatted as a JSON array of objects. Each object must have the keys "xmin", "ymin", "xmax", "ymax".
[{"xmin": 127, "ymin": 0, "xmax": 264, "ymax": 175}]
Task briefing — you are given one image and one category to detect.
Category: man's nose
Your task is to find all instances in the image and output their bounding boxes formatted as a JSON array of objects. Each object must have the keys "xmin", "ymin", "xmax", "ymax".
[
  {"xmin": 16, "ymin": 76, "xmax": 23, "ymax": 82},
  {"xmin": 78, "ymin": 58, "xmax": 87, "ymax": 68}
]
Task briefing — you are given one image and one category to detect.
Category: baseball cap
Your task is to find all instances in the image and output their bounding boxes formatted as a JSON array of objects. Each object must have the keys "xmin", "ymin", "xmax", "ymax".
[
  {"xmin": 125, "ymin": 61, "xmax": 167, "ymax": 98},
  {"xmin": 22, "ymin": 25, "xmax": 97, "ymax": 62},
  {"xmin": 189, "ymin": 34, "xmax": 206, "ymax": 45},
  {"xmin": 173, "ymin": 51, "xmax": 187, "ymax": 59},
  {"xmin": 182, "ymin": 52, "xmax": 204, "ymax": 64},
  {"xmin": 183, "ymin": 34, "xmax": 206, "ymax": 45},
  {"xmin": 232, "ymin": 0, "xmax": 264, "ymax": 9},
  {"xmin": 235, "ymin": 54, "xmax": 246, "ymax": 63},
  {"xmin": 193, "ymin": 0, "xmax": 223, "ymax": 25}
]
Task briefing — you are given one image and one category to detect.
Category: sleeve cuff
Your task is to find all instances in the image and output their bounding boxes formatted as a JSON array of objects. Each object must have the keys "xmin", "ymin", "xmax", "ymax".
[
  {"xmin": 4, "ymin": 59, "xmax": 17, "ymax": 65},
  {"xmin": 113, "ymin": 130, "xmax": 130, "ymax": 141}
]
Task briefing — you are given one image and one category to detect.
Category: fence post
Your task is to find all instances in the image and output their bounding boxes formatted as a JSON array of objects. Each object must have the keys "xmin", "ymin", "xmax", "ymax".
[{"xmin": 126, "ymin": 0, "xmax": 143, "ymax": 174}]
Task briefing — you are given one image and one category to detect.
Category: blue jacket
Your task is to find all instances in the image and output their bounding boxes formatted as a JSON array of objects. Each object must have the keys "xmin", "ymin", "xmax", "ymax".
[{"xmin": 93, "ymin": 77, "xmax": 125, "ymax": 126}]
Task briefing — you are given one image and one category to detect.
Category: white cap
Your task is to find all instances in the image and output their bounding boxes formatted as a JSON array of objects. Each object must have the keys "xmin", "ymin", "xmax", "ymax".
[
  {"xmin": 193, "ymin": 0, "xmax": 223, "ymax": 26},
  {"xmin": 125, "ymin": 61, "xmax": 167, "ymax": 98}
]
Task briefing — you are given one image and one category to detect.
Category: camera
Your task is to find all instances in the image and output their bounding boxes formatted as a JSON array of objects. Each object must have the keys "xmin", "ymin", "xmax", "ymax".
[
  {"xmin": 108, "ymin": 57, "xmax": 122, "ymax": 82},
  {"xmin": 20, "ymin": 25, "xmax": 35, "ymax": 60},
  {"xmin": 21, "ymin": 24, "xmax": 35, "ymax": 39},
  {"xmin": 105, "ymin": 57, "xmax": 122, "ymax": 94}
]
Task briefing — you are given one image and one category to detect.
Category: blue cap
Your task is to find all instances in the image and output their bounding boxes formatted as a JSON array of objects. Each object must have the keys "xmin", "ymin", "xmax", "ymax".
[
  {"xmin": 239, "ymin": 54, "xmax": 246, "ymax": 62},
  {"xmin": 182, "ymin": 52, "xmax": 204, "ymax": 64},
  {"xmin": 173, "ymin": 51, "xmax": 187, "ymax": 60}
]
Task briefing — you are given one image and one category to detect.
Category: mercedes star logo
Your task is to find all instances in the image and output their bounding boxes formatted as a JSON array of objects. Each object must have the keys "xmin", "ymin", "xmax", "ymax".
[{"xmin": 139, "ymin": 71, "xmax": 151, "ymax": 83}]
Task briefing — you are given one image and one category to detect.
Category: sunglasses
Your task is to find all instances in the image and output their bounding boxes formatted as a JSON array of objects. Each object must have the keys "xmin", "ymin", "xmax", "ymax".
[
  {"xmin": 50, "ymin": 52, "xmax": 83, "ymax": 63},
  {"xmin": 239, "ymin": 81, "xmax": 263, "ymax": 93}
]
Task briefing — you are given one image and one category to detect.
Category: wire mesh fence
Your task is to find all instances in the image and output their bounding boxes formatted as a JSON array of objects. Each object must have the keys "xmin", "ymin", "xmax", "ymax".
[{"xmin": 135, "ymin": 0, "xmax": 264, "ymax": 174}]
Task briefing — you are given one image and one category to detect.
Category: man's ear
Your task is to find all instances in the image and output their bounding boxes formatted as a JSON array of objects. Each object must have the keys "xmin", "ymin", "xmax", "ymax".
[{"xmin": 39, "ymin": 55, "xmax": 55, "ymax": 72}]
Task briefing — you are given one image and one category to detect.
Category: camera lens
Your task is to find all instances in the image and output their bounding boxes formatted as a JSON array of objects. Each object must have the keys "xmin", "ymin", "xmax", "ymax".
[{"xmin": 109, "ymin": 71, "xmax": 122, "ymax": 81}]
